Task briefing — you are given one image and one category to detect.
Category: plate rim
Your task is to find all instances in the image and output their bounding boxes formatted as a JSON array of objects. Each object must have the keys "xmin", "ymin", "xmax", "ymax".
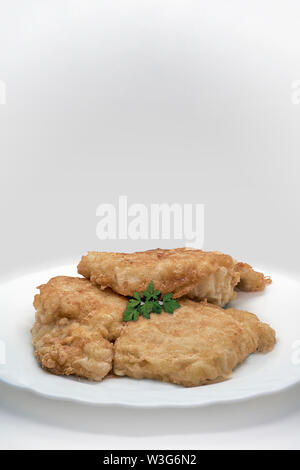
[{"xmin": 0, "ymin": 372, "xmax": 300, "ymax": 408}]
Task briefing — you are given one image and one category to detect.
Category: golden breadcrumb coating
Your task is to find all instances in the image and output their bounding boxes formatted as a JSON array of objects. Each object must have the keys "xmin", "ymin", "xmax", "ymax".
[
  {"xmin": 31, "ymin": 276, "xmax": 128, "ymax": 380},
  {"xmin": 113, "ymin": 300, "xmax": 276, "ymax": 387},
  {"xmin": 78, "ymin": 248, "xmax": 241, "ymax": 306},
  {"xmin": 33, "ymin": 276, "xmax": 127, "ymax": 341},
  {"xmin": 236, "ymin": 262, "xmax": 272, "ymax": 292},
  {"xmin": 32, "ymin": 318, "xmax": 113, "ymax": 380}
]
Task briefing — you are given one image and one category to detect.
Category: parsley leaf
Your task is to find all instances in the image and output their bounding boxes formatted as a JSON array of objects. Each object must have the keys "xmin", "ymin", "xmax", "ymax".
[
  {"xmin": 133, "ymin": 310, "xmax": 140, "ymax": 322},
  {"xmin": 140, "ymin": 302, "xmax": 152, "ymax": 318},
  {"xmin": 151, "ymin": 301, "xmax": 162, "ymax": 314},
  {"xmin": 163, "ymin": 298, "xmax": 180, "ymax": 314},
  {"xmin": 123, "ymin": 309, "xmax": 135, "ymax": 322},
  {"xmin": 122, "ymin": 281, "xmax": 181, "ymax": 322},
  {"xmin": 127, "ymin": 298, "xmax": 140, "ymax": 308}
]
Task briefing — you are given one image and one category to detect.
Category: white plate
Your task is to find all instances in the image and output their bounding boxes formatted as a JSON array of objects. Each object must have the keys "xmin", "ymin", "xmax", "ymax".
[{"xmin": 0, "ymin": 264, "xmax": 300, "ymax": 408}]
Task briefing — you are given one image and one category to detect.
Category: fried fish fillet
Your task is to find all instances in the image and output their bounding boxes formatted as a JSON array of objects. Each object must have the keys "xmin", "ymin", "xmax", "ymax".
[
  {"xmin": 78, "ymin": 248, "xmax": 240, "ymax": 306},
  {"xmin": 32, "ymin": 318, "xmax": 113, "ymax": 381},
  {"xmin": 31, "ymin": 276, "xmax": 128, "ymax": 380},
  {"xmin": 114, "ymin": 300, "xmax": 276, "ymax": 387},
  {"xmin": 235, "ymin": 262, "xmax": 272, "ymax": 292},
  {"xmin": 33, "ymin": 276, "xmax": 127, "ymax": 341},
  {"xmin": 78, "ymin": 248, "xmax": 271, "ymax": 307}
]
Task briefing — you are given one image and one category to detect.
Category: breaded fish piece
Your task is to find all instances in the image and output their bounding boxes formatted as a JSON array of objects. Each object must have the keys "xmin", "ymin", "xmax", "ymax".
[
  {"xmin": 31, "ymin": 276, "xmax": 128, "ymax": 380},
  {"xmin": 33, "ymin": 276, "xmax": 128, "ymax": 341},
  {"xmin": 32, "ymin": 318, "xmax": 113, "ymax": 381},
  {"xmin": 78, "ymin": 248, "xmax": 241, "ymax": 306},
  {"xmin": 235, "ymin": 262, "xmax": 272, "ymax": 292},
  {"xmin": 114, "ymin": 300, "xmax": 276, "ymax": 387}
]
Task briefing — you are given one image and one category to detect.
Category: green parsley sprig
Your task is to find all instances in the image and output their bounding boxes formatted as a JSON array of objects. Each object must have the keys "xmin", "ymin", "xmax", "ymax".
[{"xmin": 123, "ymin": 281, "xmax": 180, "ymax": 322}]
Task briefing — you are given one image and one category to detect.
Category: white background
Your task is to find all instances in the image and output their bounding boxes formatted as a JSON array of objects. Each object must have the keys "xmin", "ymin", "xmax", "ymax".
[{"xmin": 0, "ymin": 0, "xmax": 299, "ymax": 449}]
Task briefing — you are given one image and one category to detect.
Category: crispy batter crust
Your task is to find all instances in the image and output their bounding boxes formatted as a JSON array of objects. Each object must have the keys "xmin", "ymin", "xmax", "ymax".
[
  {"xmin": 31, "ymin": 276, "xmax": 128, "ymax": 381},
  {"xmin": 78, "ymin": 248, "xmax": 241, "ymax": 306},
  {"xmin": 236, "ymin": 262, "xmax": 272, "ymax": 292},
  {"xmin": 32, "ymin": 318, "xmax": 113, "ymax": 381},
  {"xmin": 33, "ymin": 276, "xmax": 127, "ymax": 341},
  {"xmin": 113, "ymin": 300, "xmax": 276, "ymax": 387}
]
